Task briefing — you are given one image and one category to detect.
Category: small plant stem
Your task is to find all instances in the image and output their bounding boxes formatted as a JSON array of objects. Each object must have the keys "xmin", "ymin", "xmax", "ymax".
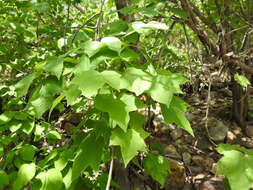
[
  {"xmin": 106, "ymin": 148, "xmax": 114, "ymax": 190},
  {"xmin": 205, "ymin": 74, "xmax": 217, "ymax": 147},
  {"xmin": 95, "ymin": 0, "xmax": 106, "ymax": 41}
]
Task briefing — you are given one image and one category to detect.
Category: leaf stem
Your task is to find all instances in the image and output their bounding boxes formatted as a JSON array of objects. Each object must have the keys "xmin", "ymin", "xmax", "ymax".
[{"xmin": 106, "ymin": 147, "xmax": 114, "ymax": 190}]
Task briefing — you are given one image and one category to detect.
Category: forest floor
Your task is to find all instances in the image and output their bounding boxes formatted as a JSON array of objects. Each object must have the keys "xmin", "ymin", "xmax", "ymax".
[
  {"xmin": 52, "ymin": 69, "xmax": 253, "ymax": 190},
  {"xmin": 140, "ymin": 76, "xmax": 253, "ymax": 190}
]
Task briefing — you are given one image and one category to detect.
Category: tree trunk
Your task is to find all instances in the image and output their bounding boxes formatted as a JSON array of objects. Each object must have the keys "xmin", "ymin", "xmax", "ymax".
[
  {"xmin": 114, "ymin": 0, "xmax": 133, "ymax": 22},
  {"xmin": 231, "ymin": 72, "xmax": 249, "ymax": 129},
  {"xmin": 113, "ymin": 159, "xmax": 131, "ymax": 190}
]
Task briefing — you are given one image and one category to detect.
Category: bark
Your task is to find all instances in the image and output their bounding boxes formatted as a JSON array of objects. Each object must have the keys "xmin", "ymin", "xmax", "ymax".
[
  {"xmin": 113, "ymin": 159, "xmax": 131, "ymax": 190},
  {"xmin": 176, "ymin": 0, "xmax": 251, "ymax": 128},
  {"xmin": 114, "ymin": 0, "xmax": 133, "ymax": 22},
  {"xmin": 231, "ymin": 72, "xmax": 249, "ymax": 128}
]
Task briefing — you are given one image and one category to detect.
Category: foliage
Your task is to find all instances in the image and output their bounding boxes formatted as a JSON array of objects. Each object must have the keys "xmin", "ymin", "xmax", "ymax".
[
  {"xmin": 217, "ymin": 144, "xmax": 253, "ymax": 190},
  {"xmin": 234, "ymin": 73, "xmax": 251, "ymax": 88},
  {"xmin": 0, "ymin": 0, "xmax": 252, "ymax": 189},
  {"xmin": 0, "ymin": 1, "xmax": 193, "ymax": 189}
]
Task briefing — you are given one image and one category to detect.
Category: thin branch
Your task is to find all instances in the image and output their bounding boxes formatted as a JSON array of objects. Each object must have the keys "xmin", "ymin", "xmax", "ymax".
[
  {"xmin": 74, "ymin": 4, "xmax": 85, "ymax": 14},
  {"xmin": 70, "ymin": 13, "xmax": 100, "ymax": 45},
  {"xmin": 180, "ymin": 0, "xmax": 218, "ymax": 56},
  {"xmin": 64, "ymin": 2, "xmax": 70, "ymax": 49},
  {"xmin": 240, "ymin": 29, "xmax": 253, "ymax": 51},
  {"xmin": 204, "ymin": 75, "xmax": 217, "ymax": 147},
  {"xmin": 95, "ymin": 0, "xmax": 106, "ymax": 41},
  {"xmin": 51, "ymin": 25, "xmax": 96, "ymax": 29},
  {"xmin": 106, "ymin": 148, "xmax": 114, "ymax": 190},
  {"xmin": 224, "ymin": 52, "xmax": 253, "ymax": 75},
  {"xmin": 187, "ymin": 1, "xmax": 218, "ymax": 33}
]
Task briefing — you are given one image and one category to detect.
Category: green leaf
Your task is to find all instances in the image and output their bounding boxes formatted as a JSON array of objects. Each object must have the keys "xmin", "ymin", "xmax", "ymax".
[
  {"xmin": 49, "ymin": 94, "xmax": 65, "ymax": 119},
  {"xmin": 84, "ymin": 40, "xmax": 102, "ymax": 57},
  {"xmin": 63, "ymin": 84, "xmax": 82, "ymax": 106},
  {"xmin": 161, "ymin": 97, "xmax": 194, "ymax": 136},
  {"xmin": 72, "ymin": 134, "xmax": 104, "ymax": 180},
  {"xmin": 170, "ymin": 7, "xmax": 188, "ymax": 19},
  {"xmin": 19, "ymin": 144, "xmax": 37, "ymax": 161},
  {"xmin": 0, "ymin": 112, "xmax": 14, "ymax": 125},
  {"xmin": 0, "ymin": 170, "xmax": 9, "ymax": 188},
  {"xmin": 12, "ymin": 163, "xmax": 36, "ymax": 190},
  {"xmin": 120, "ymin": 48, "xmax": 140, "ymax": 63},
  {"xmin": 217, "ymin": 144, "xmax": 253, "ymax": 190},
  {"xmin": 37, "ymin": 150, "xmax": 58, "ymax": 169},
  {"xmin": 120, "ymin": 94, "xmax": 144, "ymax": 112},
  {"xmin": 9, "ymin": 120, "xmax": 22, "ymax": 132},
  {"xmin": 22, "ymin": 119, "xmax": 35, "ymax": 135},
  {"xmin": 110, "ymin": 128, "xmax": 147, "ymax": 166},
  {"xmin": 132, "ymin": 21, "xmax": 168, "ymax": 35},
  {"xmin": 15, "ymin": 73, "xmax": 36, "ymax": 97},
  {"xmin": 34, "ymin": 124, "xmax": 46, "ymax": 142},
  {"xmin": 54, "ymin": 149, "xmax": 74, "ymax": 171},
  {"xmin": 152, "ymin": 73, "xmax": 187, "ymax": 94},
  {"xmin": 30, "ymin": 96, "xmax": 53, "ymax": 118},
  {"xmin": 72, "ymin": 70, "xmax": 105, "ymax": 98},
  {"xmin": 44, "ymin": 56, "xmax": 64, "ymax": 79},
  {"xmin": 57, "ymin": 38, "xmax": 65, "ymax": 50},
  {"xmin": 149, "ymin": 82, "xmax": 173, "ymax": 107},
  {"xmin": 94, "ymin": 94, "xmax": 130, "ymax": 131},
  {"xmin": 13, "ymin": 112, "xmax": 28, "ymax": 120},
  {"xmin": 103, "ymin": 20, "xmax": 129, "ymax": 35},
  {"xmin": 120, "ymin": 67, "xmax": 152, "ymax": 95},
  {"xmin": 36, "ymin": 168, "xmax": 63, "ymax": 190},
  {"xmin": 46, "ymin": 131, "xmax": 61, "ymax": 140},
  {"xmin": 73, "ymin": 55, "xmax": 92, "ymax": 74},
  {"xmin": 101, "ymin": 70, "xmax": 122, "ymax": 90},
  {"xmin": 129, "ymin": 112, "xmax": 149, "ymax": 139},
  {"xmin": 234, "ymin": 73, "xmax": 251, "ymax": 88},
  {"xmin": 29, "ymin": 77, "xmax": 62, "ymax": 117},
  {"xmin": 101, "ymin": 37, "xmax": 122, "ymax": 53},
  {"xmin": 132, "ymin": 77, "xmax": 152, "ymax": 96},
  {"xmin": 124, "ymin": 31, "xmax": 140, "ymax": 43},
  {"xmin": 144, "ymin": 153, "xmax": 170, "ymax": 186}
]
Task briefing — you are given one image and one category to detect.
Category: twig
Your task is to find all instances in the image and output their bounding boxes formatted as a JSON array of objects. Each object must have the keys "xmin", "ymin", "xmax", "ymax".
[
  {"xmin": 74, "ymin": 4, "xmax": 85, "ymax": 14},
  {"xmin": 95, "ymin": 0, "xmax": 106, "ymax": 41},
  {"xmin": 64, "ymin": 2, "xmax": 70, "ymax": 50},
  {"xmin": 106, "ymin": 148, "xmax": 114, "ymax": 190},
  {"xmin": 70, "ymin": 12, "xmax": 100, "ymax": 45},
  {"xmin": 204, "ymin": 74, "xmax": 217, "ymax": 147}
]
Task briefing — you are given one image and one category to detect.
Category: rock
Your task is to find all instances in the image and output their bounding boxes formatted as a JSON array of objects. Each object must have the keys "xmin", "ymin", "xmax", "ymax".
[
  {"xmin": 188, "ymin": 166, "xmax": 203, "ymax": 173},
  {"xmin": 170, "ymin": 128, "xmax": 183, "ymax": 140},
  {"xmin": 246, "ymin": 124, "xmax": 253, "ymax": 137},
  {"xmin": 245, "ymin": 141, "xmax": 253, "ymax": 148},
  {"xmin": 166, "ymin": 162, "xmax": 185, "ymax": 190},
  {"xmin": 208, "ymin": 119, "xmax": 228, "ymax": 142},
  {"xmin": 184, "ymin": 134, "xmax": 195, "ymax": 144},
  {"xmin": 63, "ymin": 122, "xmax": 75, "ymax": 135},
  {"xmin": 199, "ymin": 177, "xmax": 226, "ymax": 190},
  {"xmin": 164, "ymin": 145, "xmax": 181, "ymax": 159},
  {"xmin": 241, "ymin": 137, "xmax": 253, "ymax": 148},
  {"xmin": 182, "ymin": 152, "xmax": 191, "ymax": 165},
  {"xmin": 182, "ymin": 182, "xmax": 193, "ymax": 190},
  {"xmin": 211, "ymin": 163, "xmax": 218, "ymax": 174},
  {"xmin": 219, "ymin": 88, "xmax": 232, "ymax": 97},
  {"xmin": 226, "ymin": 131, "xmax": 237, "ymax": 144},
  {"xmin": 65, "ymin": 112, "xmax": 82, "ymax": 125},
  {"xmin": 185, "ymin": 112, "xmax": 195, "ymax": 122},
  {"xmin": 196, "ymin": 136, "xmax": 212, "ymax": 150},
  {"xmin": 192, "ymin": 156, "xmax": 214, "ymax": 170}
]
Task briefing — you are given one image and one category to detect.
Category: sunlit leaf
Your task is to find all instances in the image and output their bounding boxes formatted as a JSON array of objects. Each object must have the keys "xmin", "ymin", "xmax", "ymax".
[
  {"xmin": 110, "ymin": 128, "xmax": 147, "ymax": 166},
  {"xmin": 13, "ymin": 163, "xmax": 36, "ymax": 190}
]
